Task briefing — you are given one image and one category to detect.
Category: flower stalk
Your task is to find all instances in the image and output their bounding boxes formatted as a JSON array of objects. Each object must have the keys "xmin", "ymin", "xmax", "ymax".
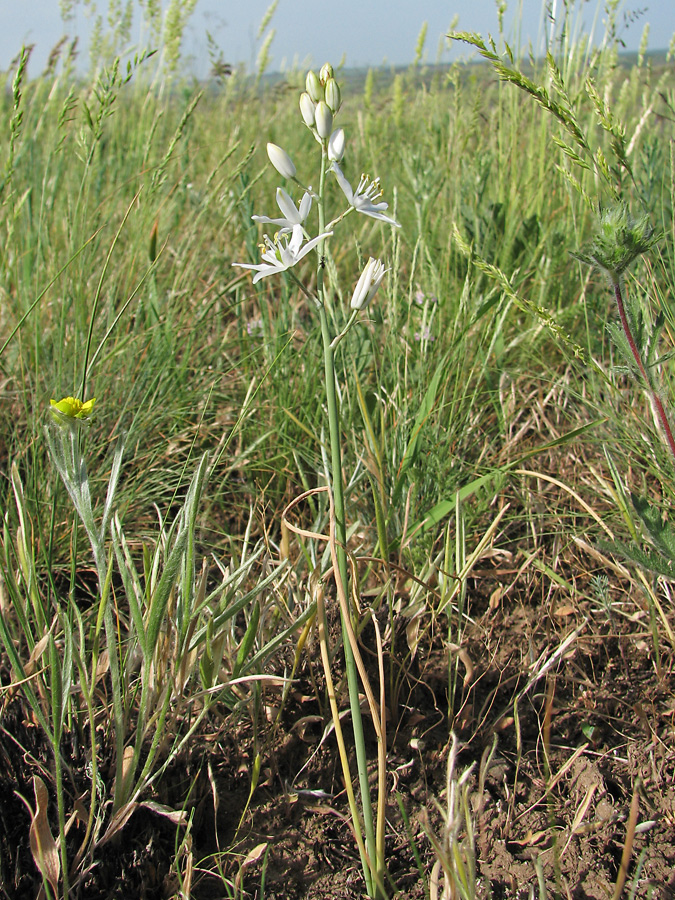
[
  {"xmin": 233, "ymin": 65, "xmax": 396, "ymax": 897},
  {"xmin": 612, "ymin": 278, "xmax": 675, "ymax": 465},
  {"xmin": 314, "ymin": 143, "xmax": 379, "ymax": 894}
]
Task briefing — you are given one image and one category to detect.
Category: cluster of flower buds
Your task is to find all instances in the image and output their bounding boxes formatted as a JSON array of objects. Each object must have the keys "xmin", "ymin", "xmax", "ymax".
[{"xmin": 299, "ymin": 63, "xmax": 344, "ymax": 159}]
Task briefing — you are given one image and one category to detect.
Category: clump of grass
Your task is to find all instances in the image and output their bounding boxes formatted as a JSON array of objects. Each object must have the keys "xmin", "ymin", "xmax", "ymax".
[{"xmin": 1, "ymin": 401, "xmax": 297, "ymax": 896}]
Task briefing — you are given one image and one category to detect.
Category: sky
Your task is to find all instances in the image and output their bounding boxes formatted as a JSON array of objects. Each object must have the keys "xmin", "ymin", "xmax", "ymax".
[{"xmin": 2, "ymin": 0, "xmax": 672, "ymax": 78}]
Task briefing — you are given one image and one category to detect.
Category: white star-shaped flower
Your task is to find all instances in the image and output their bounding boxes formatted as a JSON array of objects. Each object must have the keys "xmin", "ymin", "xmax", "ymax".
[
  {"xmin": 331, "ymin": 162, "xmax": 400, "ymax": 227},
  {"xmin": 252, "ymin": 188, "xmax": 312, "ymax": 234},
  {"xmin": 233, "ymin": 223, "xmax": 332, "ymax": 284}
]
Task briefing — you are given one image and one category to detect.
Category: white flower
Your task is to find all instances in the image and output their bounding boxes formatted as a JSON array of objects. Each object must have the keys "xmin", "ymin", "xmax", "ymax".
[
  {"xmin": 267, "ymin": 142, "xmax": 296, "ymax": 179},
  {"xmin": 331, "ymin": 162, "xmax": 400, "ymax": 226},
  {"xmin": 233, "ymin": 223, "xmax": 332, "ymax": 284},
  {"xmin": 328, "ymin": 128, "xmax": 345, "ymax": 162},
  {"xmin": 252, "ymin": 187, "xmax": 312, "ymax": 233},
  {"xmin": 351, "ymin": 257, "xmax": 387, "ymax": 310}
]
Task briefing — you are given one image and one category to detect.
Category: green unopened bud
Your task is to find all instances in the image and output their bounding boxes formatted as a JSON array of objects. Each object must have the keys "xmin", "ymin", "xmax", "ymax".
[
  {"xmin": 315, "ymin": 101, "xmax": 333, "ymax": 140},
  {"xmin": 305, "ymin": 70, "xmax": 322, "ymax": 103},
  {"xmin": 324, "ymin": 78, "xmax": 341, "ymax": 114},
  {"xmin": 299, "ymin": 92, "xmax": 315, "ymax": 128},
  {"xmin": 319, "ymin": 63, "xmax": 334, "ymax": 85},
  {"xmin": 266, "ymin": 142, "xmax": 296, "ymax": 179},
  {"xmin": 571, "ymin": 203, "xmax": 657, "ymax": 282}
]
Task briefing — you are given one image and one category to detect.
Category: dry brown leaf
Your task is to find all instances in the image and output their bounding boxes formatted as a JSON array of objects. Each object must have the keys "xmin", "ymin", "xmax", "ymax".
[
  {"xmin": 429, "ymin": 859, "xmax": 442, "ymax": 900},
  {"xmin": 28, "ymin": 776, "xmax": 60, "ymax": 896},
  {"xmin": 95, "ymin": 649, "xmax": 110, "ymax": 683},
  {"xmin": 406, "ymin": 613, "xmax": 422, "ymax": 659},
  {"xmin": 235, "ymin": 842, "xmax": 268, "ymax": 892},
  {"xmin": 140, "ymin": 800, "xmax": 188, "ymax": 826},
  {"xmin": 449, "ymin": 643, "xmax": 474, "ymax": 687},
  {"xmin": 121, "ymin": 744, "xmax": 135, "ymax": 786},
  {"xmin": 24, "ymin": 632, "xmax": 51, "ymax": 678},
  {"xmin": 555, "ymin": 604, "xmax": 576, "ymax": 617},
  {"xmin": 182, "ymin": 839, "xmax": 194, "ymax": 896},
  {"xmin": 291, "ymin": 714, "xmax": 323, "ymax": 741},
  {"xmin": 97, "ymin": 801, "xmax": 138, "ymax": 846},
  {"xmin": 513, "ymin": 828, "xmax": 549, "ymax": 847}
]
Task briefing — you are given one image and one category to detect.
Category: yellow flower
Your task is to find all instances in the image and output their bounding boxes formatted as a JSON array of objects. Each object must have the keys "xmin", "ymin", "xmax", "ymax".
[{"xmin": 49, "ymin": 396, "xmax": 96, "ymax": 424}]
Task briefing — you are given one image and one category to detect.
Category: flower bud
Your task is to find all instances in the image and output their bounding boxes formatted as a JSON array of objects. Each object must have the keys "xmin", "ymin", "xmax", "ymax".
[
  {"xmin": 351, "ymin": 257, "xmax": 387, "ymax": 311},
  {"xmin": 314, "ymin": 101, "xmax": 333, "ymax": 140},
  {"xmin": 266, "ymin": 142, "xmax": 296, "ymax": 179},
  {"xmin": 327, "ymin": 128, "xmax": 345, "ymax": 162},
  {"xmin": 324, "ymin": 78, "xmax": 341, "ymax": 114},
  {"xmin": 305, "ymin": 70, "xmax": 323, "ymax": 103},
  {"xmin": 299, "ymin": 92, "xmax": 315, "ymax": 128},
  {"xmin": 319, "ymin": 63, "xmax": 334, "ymax": 84},
  {"xmin": 571, "ymin": 202, "xmax": 657, "ymax": 281}
]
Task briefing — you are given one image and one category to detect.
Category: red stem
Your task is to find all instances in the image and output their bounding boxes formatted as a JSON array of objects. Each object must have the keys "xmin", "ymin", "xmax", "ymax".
[{"xmin": 614, "ymin": 279, "xmax": 675, "ymax": 466}]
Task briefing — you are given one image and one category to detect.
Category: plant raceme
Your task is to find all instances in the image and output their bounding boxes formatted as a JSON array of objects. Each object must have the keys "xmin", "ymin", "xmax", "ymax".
[
  {"xmin": 233, "ymin": 64, "xmax": 399, "ymax": 899},
  {"xmin": 233, "ymin": 65, "xmax": 399, "ymax": 296}
]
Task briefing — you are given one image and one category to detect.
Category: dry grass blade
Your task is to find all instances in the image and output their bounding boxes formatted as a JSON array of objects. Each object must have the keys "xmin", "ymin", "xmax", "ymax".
[
  {"xmin": 283, "ymin": 485, "xmax": 388, "ymax": 895},
  {"xmin": 612, "ymin": 780, "xmax": 641, "ymax": 900},
  {"xmin": 514, "ymin": 468, "xmax": 614, "ymax": 538},
  {"xmin": 235, "ymin": 842, "xmax": 268, "ymax": 894}
]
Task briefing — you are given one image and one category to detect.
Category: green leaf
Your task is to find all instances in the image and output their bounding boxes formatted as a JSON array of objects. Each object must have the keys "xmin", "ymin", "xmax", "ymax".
[
  {"xmin": 631, "ymin": 494, "xmax": 675, "ymax": 564},
  {"xmin": 598, "ymin": 539, "xmax": 675, "ymax": 579},
  {"xmin": 232, "ymin": 601, "xmax": 260, "ymax": 678},
  {"xmin": 392, "ymin": 354, "xmax": 446, "ymax": 505}
]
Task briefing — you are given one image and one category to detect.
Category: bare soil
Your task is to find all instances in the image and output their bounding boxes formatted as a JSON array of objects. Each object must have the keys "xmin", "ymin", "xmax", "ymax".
[{"xmin": 2, "ymin": 502, "xmax": 675, "ymax": 899}]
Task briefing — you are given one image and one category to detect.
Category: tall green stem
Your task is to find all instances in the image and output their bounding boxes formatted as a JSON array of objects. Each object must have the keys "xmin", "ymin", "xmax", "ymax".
[{"xmin": 316, "ymin": 148, "xmax": 378, "ymax": 895}]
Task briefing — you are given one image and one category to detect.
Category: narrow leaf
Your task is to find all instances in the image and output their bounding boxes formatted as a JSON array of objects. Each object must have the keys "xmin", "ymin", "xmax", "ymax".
[{"xmin": 28, "ymin": 776, "xmax": 60, "ymax": 895}]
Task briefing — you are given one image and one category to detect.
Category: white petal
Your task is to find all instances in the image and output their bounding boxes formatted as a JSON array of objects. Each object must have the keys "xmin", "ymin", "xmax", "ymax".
[
  {"xmin": 288, "ymin": 223, "xmax": 305, "ymax": 255},
  {"xmin": 298, "ymin": 192, "xmax": 312, "ymax": 221},
  {"xmin": 294, "ymin": 229, "xmax": 333, "ymax": 262},
  {"xmin": 331, "ymin": 162, "xmax": 354, "ymax": 205},
  {"xmin": 328, "ymin": 128, "xmax": 345, "ymax": 162},
  {"xmin": 276, "ymin": 188, "xmax": 301, "ymax": 224},
  {"xmin": 252, "ymin": 214, "xmax": 292, "ymax": 228},
  {"xmin": 267, "ymin": 143, "xmax": 296, "ymax": 179}
]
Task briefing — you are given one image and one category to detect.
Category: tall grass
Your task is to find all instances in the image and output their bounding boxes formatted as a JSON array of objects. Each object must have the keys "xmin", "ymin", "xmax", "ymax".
[{"xmin": 1, "ymin": 0, "xmax": 674, "ymax": 896}]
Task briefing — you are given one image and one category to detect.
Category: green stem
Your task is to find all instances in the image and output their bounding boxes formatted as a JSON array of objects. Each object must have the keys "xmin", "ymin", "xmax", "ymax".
[
  {"xmin": 316, "ymin": 148, "xmax": 378, "ymax": 896},
  {"xmin": 53, "ymin": 750, "xmax": 70, "ymax": 898}
]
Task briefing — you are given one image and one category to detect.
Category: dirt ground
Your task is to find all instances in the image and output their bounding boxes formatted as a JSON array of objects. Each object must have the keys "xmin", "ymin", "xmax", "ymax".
[{"xmin": 2, "ymin": 506, "xmax": 675, "ymax": 900}]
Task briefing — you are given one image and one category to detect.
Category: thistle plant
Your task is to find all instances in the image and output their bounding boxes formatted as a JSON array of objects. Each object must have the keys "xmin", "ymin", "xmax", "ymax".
[
  {"xmin": 572, "ymin": 204, "xmax": 675, "ymax": 463},
  {"xmin": 573, "ymin": 205, "xmax": 675, "ymax": 652},
  {"xmin": 234, "ymin": 62, "xmax": 399, "ymax": 897}
]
